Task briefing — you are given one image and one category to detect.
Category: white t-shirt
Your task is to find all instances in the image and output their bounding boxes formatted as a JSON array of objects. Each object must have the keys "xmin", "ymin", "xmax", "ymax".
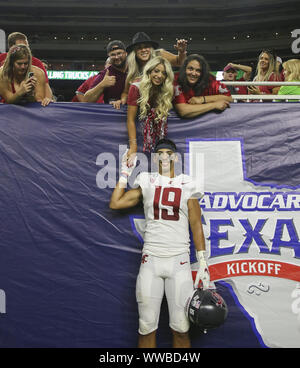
[{"xmin": 134, "ymin": 172, "xmax": 202, "ymax": 257}]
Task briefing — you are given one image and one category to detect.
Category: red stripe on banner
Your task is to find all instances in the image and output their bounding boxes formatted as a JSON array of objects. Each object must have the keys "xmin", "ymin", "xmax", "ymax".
[{"xmin": 192, "ymin": 259, "xmax": 300, "ymax": 282}]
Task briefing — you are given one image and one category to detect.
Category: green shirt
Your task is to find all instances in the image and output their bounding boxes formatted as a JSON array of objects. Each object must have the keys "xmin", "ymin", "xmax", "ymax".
[{"xmin": 278, "ymin": 82, "xmax": 300, "ymax": 101}]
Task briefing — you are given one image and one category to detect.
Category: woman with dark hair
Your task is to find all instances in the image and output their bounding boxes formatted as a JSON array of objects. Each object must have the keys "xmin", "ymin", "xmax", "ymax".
[{"xmin": 173, "ymin": 54, "xmax": 232, "ymax": 118}]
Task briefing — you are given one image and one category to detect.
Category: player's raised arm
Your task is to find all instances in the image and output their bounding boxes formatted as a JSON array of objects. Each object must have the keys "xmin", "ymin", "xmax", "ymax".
[{"xmin": 109, "ymin": 150, "xmax": 142, "ymax": 210}]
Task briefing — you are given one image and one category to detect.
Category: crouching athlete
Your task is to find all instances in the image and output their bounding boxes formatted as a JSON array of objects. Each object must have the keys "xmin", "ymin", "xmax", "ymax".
[{"xmin": 109, "ymin": 138, "xmax": 210, "ymax": 348}]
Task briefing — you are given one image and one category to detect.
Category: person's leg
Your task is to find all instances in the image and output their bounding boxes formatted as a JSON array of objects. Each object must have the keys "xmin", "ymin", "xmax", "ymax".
[
  {"xmin": 136, "ymin": 254, "xmax": 164, "ymax": 348},
  {"xmin": 172, "ymin": 330, "xmax": 191, "ymax": 348},
  {"xmin": 165, "ymin": 253, "xmax": 194, "ymax": 348},
  {"xmin": 138, "ymin": 330, "xmax": 157, "ymax": 348}
]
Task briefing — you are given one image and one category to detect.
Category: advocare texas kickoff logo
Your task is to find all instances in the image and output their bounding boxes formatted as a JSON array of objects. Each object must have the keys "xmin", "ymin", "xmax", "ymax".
[
  {"xmin": 189, "ymin": 139, "xmax": 300, "ymax": 348},
  {"xmin": 131, "ymin": 139, "xmax": 300, "ymax": 348}
]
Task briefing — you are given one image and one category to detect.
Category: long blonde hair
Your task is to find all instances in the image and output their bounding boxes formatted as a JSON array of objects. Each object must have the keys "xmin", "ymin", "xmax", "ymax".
[
  {"xmin": 138, "ymin": 56, "xmax": 174, "ymax": 122},
  {"xmin": 254, "ymin": 50, "xmax": 278, "ymax": 81},
  {"xmin": 283, "ymin": 59, "xmax": 300, "ymax": 81},
  {"xmin": 125, "ymin": 47, "xmax": 157, "ymax": 87},
  {"xmin": 0, "ymin": 44, "xmax": 32, "ymax": 82}
]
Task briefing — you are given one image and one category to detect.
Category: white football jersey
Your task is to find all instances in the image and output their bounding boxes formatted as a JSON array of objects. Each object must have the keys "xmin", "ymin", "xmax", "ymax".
[{"xmin": 134, "ymin": 172, "xmax": 202, "ymax": 257}]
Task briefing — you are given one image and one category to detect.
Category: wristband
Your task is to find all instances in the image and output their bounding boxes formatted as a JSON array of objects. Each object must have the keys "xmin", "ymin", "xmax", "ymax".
[
  {"xmin": 196, "ymin": 250, "xmax": 206, "ymax": 262},
  {"xmin": 119, "ymin": 175, "xmax": 128, "ymax": 185}
]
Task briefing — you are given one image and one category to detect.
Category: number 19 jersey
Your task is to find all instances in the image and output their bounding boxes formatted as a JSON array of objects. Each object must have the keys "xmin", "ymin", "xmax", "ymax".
[{"xmin": 134, "ymin": 172, "xmax": 202, "ymax": 257}]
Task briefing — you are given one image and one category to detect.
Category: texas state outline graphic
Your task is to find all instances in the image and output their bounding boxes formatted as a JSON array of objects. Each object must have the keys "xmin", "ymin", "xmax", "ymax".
[{"xmin": 130, "ymin": 138, "xmax": 300, "ymax": 348}]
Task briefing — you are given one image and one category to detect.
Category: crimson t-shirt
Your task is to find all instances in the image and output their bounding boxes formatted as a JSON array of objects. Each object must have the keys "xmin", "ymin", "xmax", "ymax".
[
  {"xmin": 127, "ymin": 81, "xmax": 141, "ymax": 106},
  {"xmin": 256, "ymin": 72, "xmax": 284, "ymax": 94},
  {"xmin": 173, "ymin": 73, "xmax": 231, "ymax": 104},
  {"xmin": 71, "ymin": 74, "xmax": 104, "ymax": 103},
  {"xmin": 89, "ymin": 65, "xmax": 127, "ymax": 103}
]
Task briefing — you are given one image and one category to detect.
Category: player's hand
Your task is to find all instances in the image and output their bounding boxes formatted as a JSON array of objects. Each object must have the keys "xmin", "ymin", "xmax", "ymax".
[
  {"xmin": 120, "ymin": 149, "xmax": 137, "ymax": 181},
  {"xmin": 194, "ymin": 251, "xmax": 210, "ymax": 289},
  {"xmin": 127, "ymin": 146, "xmax": 137, "ymax": 168}
]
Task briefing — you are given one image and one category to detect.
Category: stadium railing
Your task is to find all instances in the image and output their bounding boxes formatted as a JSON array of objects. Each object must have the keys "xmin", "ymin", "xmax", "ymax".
[{"xmin": 222, "ymin": 81, "xmax": 300, "ymax": 102}]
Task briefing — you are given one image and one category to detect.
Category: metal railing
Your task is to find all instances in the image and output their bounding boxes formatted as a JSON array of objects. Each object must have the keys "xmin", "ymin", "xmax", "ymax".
[{"xmin": 222, "ymin": 81, "xmax": 300, "ymax": 102}]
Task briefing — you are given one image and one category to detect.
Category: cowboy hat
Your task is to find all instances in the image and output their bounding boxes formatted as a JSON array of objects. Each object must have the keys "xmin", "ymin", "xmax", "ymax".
[{"xmin": 126, "ymin": 32, "xmax": 159, "ymax": 53}]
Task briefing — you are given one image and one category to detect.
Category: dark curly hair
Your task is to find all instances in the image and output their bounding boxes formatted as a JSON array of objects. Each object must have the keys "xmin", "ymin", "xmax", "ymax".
[{"xmin": 177, "ymin": 54, "xmax": 213, "ymax": 96}]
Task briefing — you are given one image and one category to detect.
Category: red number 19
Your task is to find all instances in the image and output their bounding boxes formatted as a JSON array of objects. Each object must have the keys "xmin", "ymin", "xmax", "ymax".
[{"xmin": 153, "ymin": 186, "xmax": 182, "ymax": 221}]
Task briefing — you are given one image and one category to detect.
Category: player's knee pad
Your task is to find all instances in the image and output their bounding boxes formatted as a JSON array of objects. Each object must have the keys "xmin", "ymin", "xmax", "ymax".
[
  {"xmin": 137, "ymin": 292, "xmax": 161, "ymax": 335},
  {"xmin": 169, "ymin": 315, "xmax": 190, "ymax": 334},
  {"xmin": 138, "ymin": 315, "xmax": 158, "ymax": 335}
]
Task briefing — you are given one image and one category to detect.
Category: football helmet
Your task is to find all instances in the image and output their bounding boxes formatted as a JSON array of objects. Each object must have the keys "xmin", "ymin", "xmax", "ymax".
[{"xmin": 185, "ymin": 288, "xmax": 228, "ymax": 331}]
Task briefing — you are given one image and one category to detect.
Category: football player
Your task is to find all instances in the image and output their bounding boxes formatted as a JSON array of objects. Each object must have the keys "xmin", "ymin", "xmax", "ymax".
[{"xmin": 109, "ymin": 139, "xmax": 210, "ymax": 348}]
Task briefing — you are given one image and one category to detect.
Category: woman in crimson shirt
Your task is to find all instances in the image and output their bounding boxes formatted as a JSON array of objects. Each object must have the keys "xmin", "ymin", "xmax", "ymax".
[
  {"xmin": 173, "ymin": 54, "xmax": 232, "ymax": 119},
  {"xmin": 248, "ymin": 49, "xmax": 284, "ymax": 95},
  {"xmin": 126, "ymin": 56, "xmax": 174, "ymax": 154}
]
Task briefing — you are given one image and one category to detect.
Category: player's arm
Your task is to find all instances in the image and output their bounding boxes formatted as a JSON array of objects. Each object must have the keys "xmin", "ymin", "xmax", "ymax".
[
  {"xmin": 110, "ymin": 184, "xmax": 142, "ymax": 210},
  {"xmin": 109, "ymin": 148, "xmax": 141, "ymax": 210},
  {"xmin": 188, "ymin": 198, "xmax": 205, "ymax": 251},
  {"xmin": 188, "ymin": 198, "xmax": 210, "ymax": 289}
]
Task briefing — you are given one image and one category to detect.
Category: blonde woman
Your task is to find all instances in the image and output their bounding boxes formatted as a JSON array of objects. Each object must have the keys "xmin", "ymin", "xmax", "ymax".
[
  {"xmin": 248, "ymin": 49, "xmax": 283, "ymax": 95},
  {"xmin": 121, "ymin": 32, "xmax": 186, "ymax": 104},
  {"xmin": 0, "ymin": 44, "xmax": 50, "ymax": 106},
  {"xmin": 278, "ymin": 59, "xmax": 300, "ymax": 98},
  {"xmin": 126, "ymin": 56, "xmax": 174, "ymax": 154}
]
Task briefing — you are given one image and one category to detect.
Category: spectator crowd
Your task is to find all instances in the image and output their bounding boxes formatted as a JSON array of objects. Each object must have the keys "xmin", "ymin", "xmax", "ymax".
[{"xmin": 1, "ymin": 31, "xmax": 299, "ymax": 152}]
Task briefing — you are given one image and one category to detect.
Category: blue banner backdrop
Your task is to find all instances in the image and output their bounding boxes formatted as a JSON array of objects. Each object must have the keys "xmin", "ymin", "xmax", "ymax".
[{"xmin": 0, "ymin": 102, "xmax": 300, "ymax": 348}]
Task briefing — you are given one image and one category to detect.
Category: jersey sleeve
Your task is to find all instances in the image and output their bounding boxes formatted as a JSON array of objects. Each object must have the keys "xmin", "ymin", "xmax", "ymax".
[
  {"xmin": 76, "ymin": 75, "xmax": 97, "ymax": 94},
  {"xmin": 189, "ymin": 185, "xmax": 203, "ymax": 199},
  {"xmin": 182, "ymin": 175, "xmax": 203, "ymax": 199},
  {"xmin": 216, "ymin": 80, "xmax": 231, "ymax": 96},
  {"xmin": 127, "ymin": 83, "xmax": 140, "ymax": 106},
  {"xmin": 89, "ymin": 70, "xmax": 105, "ymax": 89},
  {"xmin": 173, "ymin": 81, "xmax": 188, "ymax": 104},
  {"xmin": 133, "ymin": 173, "xmax": 141, "ymax": 188},
  {"xmin": 133, "ymin": 172, "xmax": 147, "ymax": 189},
  {"xmin": 0, "ymin": 53, "xmax": 7, "ymax": 67}
]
